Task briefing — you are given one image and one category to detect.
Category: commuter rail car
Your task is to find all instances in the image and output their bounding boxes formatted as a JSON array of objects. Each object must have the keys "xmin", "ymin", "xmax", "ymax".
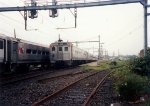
[
  {"xmin": 50, "ymin": 39, "xmax": 97, "ymax": 66},
  {"xmin": 0, "ymin": 34, "xmax": 50, "ymax": 73}
]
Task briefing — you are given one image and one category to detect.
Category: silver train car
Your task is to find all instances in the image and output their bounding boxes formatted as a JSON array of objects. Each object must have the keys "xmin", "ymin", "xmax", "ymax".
[
  {"xmin": 0, "ymin": 34, "xmax": 50, "ymax": 73},
  {"xmin": 50, "ymin": 39, "xmax": 97, "ymax": 66}
]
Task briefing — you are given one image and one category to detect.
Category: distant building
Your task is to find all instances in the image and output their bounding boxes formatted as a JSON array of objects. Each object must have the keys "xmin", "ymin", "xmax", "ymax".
[{"xmin": 139, "ymin": 47, "xmax": 150, "ymax": 57}]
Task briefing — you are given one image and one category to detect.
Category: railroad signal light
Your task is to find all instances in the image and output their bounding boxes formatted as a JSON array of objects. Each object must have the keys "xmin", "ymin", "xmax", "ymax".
[
  {"xmin": 49, "ymin": 9, "xmax": 58, "ymax": 18},
  {"xmin": 28, "ymin": 2, "xmax": 38, "ymax": 19},
  {"xmin": 49, "ymin": 1, "xmax": 58, "ymax": 18},
  {"xmin": 28, "ymin": 10, "xmax": 38, "ymax": 19}
]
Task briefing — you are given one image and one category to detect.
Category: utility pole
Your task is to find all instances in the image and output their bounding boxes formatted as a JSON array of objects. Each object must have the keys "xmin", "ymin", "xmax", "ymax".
[
  {"xmin": 107, "ymin": 50, "xmax": 109, "ymax": 60},
  {"xmin": 113, "ymin": 51, "xmax": 115, "ymax": 58},
  {"xmin": 118, "ymin": 49, "xmax": 120, "ymax": 57},
  {"xmin": 101, "ymin": 44, "xmax": 103, "ymax": 59},
  {"xmin": 104, "ymin": 50, "xmax": 107, "ymax": 60},
  {"xmin": 97, "ymin": 35, "xmax": 105, "ymax": 61},
  {"xmin": 71, "ymin": 36, "xmax": 103, "ymax": 62},
  {"xmin": 93, "ymin": 46, "xmax": 94, "ymax": 55},
  {"xmin": 98, "ymin": 35, "xmax": 100, "ymax": 60},
  {"xmin": 14, "ymin": 29, "xmax": 16, "ymax": 38},
  {"xmin": 143, "ymin": 0, "xmax": 148, "ymax": 56}
]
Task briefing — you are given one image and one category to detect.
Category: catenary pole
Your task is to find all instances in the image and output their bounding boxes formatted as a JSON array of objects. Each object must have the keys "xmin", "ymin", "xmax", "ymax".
[{"xmin": 144, "ymin": 0, "xmax": 148, "ymax": 56}]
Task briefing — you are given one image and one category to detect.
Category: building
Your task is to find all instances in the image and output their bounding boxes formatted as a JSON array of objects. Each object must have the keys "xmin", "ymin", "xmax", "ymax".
[{"xmin": 139, "ymin": 47, "xmax": 150, "ymax": 57}]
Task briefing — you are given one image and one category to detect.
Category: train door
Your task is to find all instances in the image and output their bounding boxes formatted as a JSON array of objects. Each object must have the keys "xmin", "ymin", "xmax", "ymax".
[
  {"xmin": 64, "ymin": 46, "xmax": 69, "ymax": 60},
  {"xmin": 51, "ymin": 46, "xmax": 56, "ymax": 61},
  {"xmin": 12, "ymin": 41, "xmax": 18, "ymax": 62},
  {"xmin": 7, "ymin": 40, "xmax": 11, "ymax": 62},
  {"xmin": 57, "ymin": 45, "xmax": 63, "ymax": 60},
  {"xmin": 0, "ymin": 39, "xmax": 4, "ymax": 63}
]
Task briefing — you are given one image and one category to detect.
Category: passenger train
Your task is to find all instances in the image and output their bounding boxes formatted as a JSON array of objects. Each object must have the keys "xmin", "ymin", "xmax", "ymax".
[
  {"xmin": 0, "ymin": 34, "xmax": 49, "ymax": 73},
  {"xmin": 0, "ymin": 34, "xmax": 97, "ymax": 74},
  {"xmin": 50, "ymin": 39, "xmax": 97, "ymax": 66}
]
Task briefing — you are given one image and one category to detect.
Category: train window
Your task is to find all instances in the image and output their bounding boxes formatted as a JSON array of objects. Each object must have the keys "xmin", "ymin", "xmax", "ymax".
[
  {"xmin": 58, "ymin": 43, "xmax": 63, "ymax": 46},
  {"xmin": 63, "ymin": 43, "xmax": 67, "ymax": 45},
  {"xmin": 32, "ymin": 50, "xmax": 37, "ymax": 54},
  {"xmin": 19, "ymin": 48, "xmax": 23, "ymax": 54},
  {"xmin": 26, "ymin": 49, "xmax": 31, "ymax": 54},
  {"xmin": 13, "ymin": 42, "xmax": 18, "ymax": 51},
  {"xmin": 64, "ymin": 47, "xmax": 68, "ymax": 51},
  {"xmin": 38, "ymin": 50, "xmax": 41, "ymax": 55},
  {"xmin": 42, "ymin": 51, "xmax": 45, "ymax": 55},
  {"xmin": 52, "ymin": 46, "xmax": 55, "ymax": 51},
  {"xmin": 46, "ymin": 52, "xmax": 49, "ymax": 55},
  {"xmin": 59, "ymin": 47, "xmax": 62, "ymax": 51},
  {"xmin": 0, "ymin": 40, "xmax": 3, "ymax": 49}
]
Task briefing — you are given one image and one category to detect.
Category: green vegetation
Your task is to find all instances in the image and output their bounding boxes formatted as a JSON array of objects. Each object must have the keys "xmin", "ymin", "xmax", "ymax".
[
  {"xmin": 113, "ymin": 56, "xmax": 150, "ymax": 102},
  {"xmin": 81, "ymin": 57, "xmax": 150, "ymax": 103},
  {"xmin": 143, "ymin": 101, "xmax": 150, "ymax": 106},
  {"xmin": 129, "ymin": 56, "xmax": 150, "ymax": 76},
  {"xmin": 81, "ymin": 61, "xmax": 119, "ymax": 72},
  {"xmin": 113, "ymin": 66, "xmax": 148, "ymax": 101}
]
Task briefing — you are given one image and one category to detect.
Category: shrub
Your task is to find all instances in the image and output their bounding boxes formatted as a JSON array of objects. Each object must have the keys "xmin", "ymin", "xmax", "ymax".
[
  {"xmin": 129, "ymin": 56, "xmax": 150, "ymax": 76},
  {"xmin": 114, "ymin": 70, "xmax": 148, "ymax": 101},
  {"xmin": 110, "ymin": 61, "xmax": 117, "ymax": 66}
]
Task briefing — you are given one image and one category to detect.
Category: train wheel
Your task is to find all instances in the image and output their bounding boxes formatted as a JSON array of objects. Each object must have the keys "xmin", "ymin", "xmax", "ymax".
[
  {"xmin": 3, "ymin": 64, "xmax": 16, "ymax": 73},
  {"xmin": 17, "ymin": 64, "xmax": 29, "ymax": 73},
  {"xmin": 22, "ymin": 64, "xmax": 29, "ymax": 72},
  {"xmin": 41, "ymin": 64, "xmax": 48, "ymax": 70},
  {"xmin": 0, "ymin": 63, "xmax": 5, "ymax": 74},
  {"xmin": 10, "ymin": 64, "xmax": 17, "ymax": 72}
]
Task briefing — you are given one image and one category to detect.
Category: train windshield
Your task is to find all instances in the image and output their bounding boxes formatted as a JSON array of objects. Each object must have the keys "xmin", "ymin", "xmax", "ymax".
[
  {"xmin": 0, "ymin": 40, "xmax": 3, "ymax": 49},
  {"xmin": 59, "ymin": 47, "xmax": 62, "ymax": 51},
  {"xmin": 64, "ymin": 47, "xmax": 68, "ymax": 51},
  {"xmin": 52, "ymin": 46, "xmax": 55, "ymax": 51}
]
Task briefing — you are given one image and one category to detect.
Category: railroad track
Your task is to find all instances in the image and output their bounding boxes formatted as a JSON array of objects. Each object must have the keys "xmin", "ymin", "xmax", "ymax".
[
  {"xmin": 87, "ymin": 77, "xmax": 116, "ymax": 106},
  {"xmin": 0, "ymin": 66, "xmax": 74, "ymax": 80},
  {"xmin": 0, "ymin": 66, "xmax": 83, "ymax": 86},
  {"xmin": 0, "ymin": 70, "xmax": 53, "ymax": 86},
  {"xmin": 32, "ymin": 70, "xmax": 113, "ymax": 106},
  {"xmin": 0, "ymin": 69, "xmax": 43, "ymax": 81},
  {"xmin": 38, "ymin": 71, "xmax": 85, "ymax": 84}
]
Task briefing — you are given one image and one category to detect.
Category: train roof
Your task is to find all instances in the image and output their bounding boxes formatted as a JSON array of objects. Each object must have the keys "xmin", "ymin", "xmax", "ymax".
[
  {"xmin": 0, "ymin": 33, "xmax": 49, "ymax": 48},
  {"xmin": 51, "ymin": 40, "xmax": 72, "ymax": 45}
]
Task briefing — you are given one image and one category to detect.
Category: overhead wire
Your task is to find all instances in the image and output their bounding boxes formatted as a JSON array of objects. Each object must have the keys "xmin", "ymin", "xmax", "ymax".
[
  {"xmin": 101, "ymin": 14, "xmax": 145, "ymax": 55},
  {"xmin": 104, "ymin": 20, "xmax": 149, "ymax": 56},
  {"xmin": 105, "ymin": 14, "xmax": 144, "ymax": 47},
  {"xmin": 0, "ymin": 13, "xmax": 24, "ymax": 25},
  {"xmin": 0, "ymin": 0, "xmax": 147, "ymax": 46},
  {"xmin": 0, "ymin": 7, "xmax": 52, "ymax": 36},
  {"xmin": 0, "ymin": 28, "xmax": 14, "ymax": 36},
  {"xmin": 106, "ymin": 16, "xmax": 143, "ymax": 44},
  {"xmin": 0, "ymin": 14, "xmax": 54, "ymax": 44}
]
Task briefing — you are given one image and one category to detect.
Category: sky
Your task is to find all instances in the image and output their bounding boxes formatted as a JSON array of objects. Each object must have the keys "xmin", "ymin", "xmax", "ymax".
[{"xmin": 0, "ymin": 0, "xmax": 150, "ymax": 56}]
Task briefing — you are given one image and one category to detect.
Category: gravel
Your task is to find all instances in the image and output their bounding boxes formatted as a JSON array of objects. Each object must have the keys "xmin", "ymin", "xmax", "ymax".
[
  {"xmin": 0, "ymin": 67, "xmax": 92, "ymax": 106},
  {"xmin": 89, "ymin": 76, "xmax": 119, "ymax": 106},
  {"xmin": 0, "ymin": 67, "xmax": 121, "ymax": 106},
  {"xmin": 43, "ymin": 70, "xmax": 111, "ymax": 106}
]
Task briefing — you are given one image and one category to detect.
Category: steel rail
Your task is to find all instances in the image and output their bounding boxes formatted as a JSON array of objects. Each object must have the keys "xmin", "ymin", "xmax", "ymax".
[
  {"xmin": 38, "ymin": 71, "xmax": 84, "ymax": 83},
  {"xmin": 0, "ymin": 70, "xmax": 52, "ymax": 86},
  {"xmin": 32, "ymin": 71, "xmax": 99, "ymax": 106},
  {"xmin": 82, "ymin": 70, "xmax": 113, "ymax": 106}
]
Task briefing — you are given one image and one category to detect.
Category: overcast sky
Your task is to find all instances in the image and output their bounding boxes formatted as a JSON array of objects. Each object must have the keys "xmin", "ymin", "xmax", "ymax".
[{"xmin": 0, "ymin": 0, "xmax": 150, "ymax": 56}]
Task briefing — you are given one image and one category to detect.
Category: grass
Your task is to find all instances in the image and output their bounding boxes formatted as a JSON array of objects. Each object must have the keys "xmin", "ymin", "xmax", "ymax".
[
  {"xmin": 81, "ymin": 59, "xmax": 150, "ymax": 103},
  {"xmin": 80, "ymin": 60, "xmax": 120, "ymax": 72},
  {"xmin": 112, "ymin": 59, "xmax": 149, "ymax": 103}
]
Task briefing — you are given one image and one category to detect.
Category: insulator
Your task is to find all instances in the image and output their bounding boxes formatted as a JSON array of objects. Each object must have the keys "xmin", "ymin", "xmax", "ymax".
[
  {"xmin": 49, "ymin": 9, "xmax": 58, "ymax": 18},
  {"xmin": 28, "ymin": 10, "xmax": 38, "ymax": 19}
]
